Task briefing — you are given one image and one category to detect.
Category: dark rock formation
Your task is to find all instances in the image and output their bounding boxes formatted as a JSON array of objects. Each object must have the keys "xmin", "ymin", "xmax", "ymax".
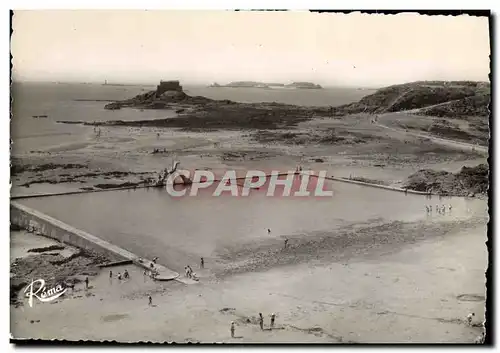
[
  {"xmin": 332, "ymin": 81, "xmax": 490, "ymax": 116},
  {"xmin": 403, "ymin": 163, "xmax": 489, "ymax": 196},
  {"xmin": 105, "ymin": 102, "xmax": 121, "ymax": 110},
  {"xmin": 104, "ymin": 80, "xmax": 189, "ymax": 110}
]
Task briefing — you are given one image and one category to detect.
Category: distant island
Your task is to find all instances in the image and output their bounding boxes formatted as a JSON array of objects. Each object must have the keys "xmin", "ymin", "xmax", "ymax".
[
  {"xmin": 287, "ymin": 82, "xmax": 323, "ymax": 89},
  {"xmin": 209, "ymin": 81, "xmax": 322, "ymax": 89}
]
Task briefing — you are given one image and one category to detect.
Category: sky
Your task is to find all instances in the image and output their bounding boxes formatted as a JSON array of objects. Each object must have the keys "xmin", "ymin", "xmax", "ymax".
[{"xmin": 11, "ymin": 11, "xmax": 491, "ymax": 87}]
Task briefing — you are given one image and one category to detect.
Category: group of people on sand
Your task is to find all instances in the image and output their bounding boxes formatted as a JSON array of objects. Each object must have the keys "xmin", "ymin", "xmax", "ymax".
[
  {"xmin": 230, "ymin": 313, "xmax": 277, "ymax": 338},
  {"xmin": 153, "ymin": 147, "xmax": 167, "ymax": 154},
  {"xmin": 110, "ymin": 269, "xmax": 130, "ymax": 281},
  {"xmin": 184, "ymin": 258, "xmax": 205, "ymax": 280},
  {"xmin": 259, "ymin": 312, "xmax": 276, "ymax": 330},
  {"xmin": 144, "ymin": 257, "xmax": 160, "ymax": 279},
  {"xmin": 425, "ymin": 204, "xmax": 452, "ymax": 214}
]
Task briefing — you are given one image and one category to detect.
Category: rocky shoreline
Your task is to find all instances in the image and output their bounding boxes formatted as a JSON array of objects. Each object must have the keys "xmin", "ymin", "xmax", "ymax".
[
  {"xmin": 10, "ymin": 230, "xmax": 111, "ymax": 308},
  {"xmin": 15, "ymin": 80, "xmax": 490, "ymax": 197}
]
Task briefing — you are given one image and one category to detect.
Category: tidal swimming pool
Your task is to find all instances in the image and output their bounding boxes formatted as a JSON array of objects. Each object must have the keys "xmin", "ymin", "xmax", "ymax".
[{"xmin": 19, "ymin": 180, "xmax": 487, "ymax": 273}]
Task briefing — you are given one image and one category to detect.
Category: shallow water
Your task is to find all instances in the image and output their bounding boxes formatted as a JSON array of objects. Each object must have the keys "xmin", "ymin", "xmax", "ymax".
[{"xmin": 20, "ymin": 179, "xmax": 487, "ymax": 273}]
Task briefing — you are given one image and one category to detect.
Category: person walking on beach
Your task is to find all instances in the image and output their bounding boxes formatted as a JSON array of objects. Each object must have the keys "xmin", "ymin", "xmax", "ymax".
[
  {"xmin": 117, "ymin": 273, "xmax": 122, "ymax": 280},
  {"xmin": 109, "ymin": 270, "xmax": 113, "ymax": 278},
  {"xmin": 284, "ymin": 238, "xmax": 289, "ymax": 249},
  {"xmin": 187, "ymin": 265, "xmax": 193, "ymax": 278},
  {"xmin": 270, "ymin": 313, "xmax": 276, "ymax": 329},
  {"xmin": 268, "ymin": 229, "xmax": 271, "ymax": 236},
  {"xmin": 467, "ymin": 312, "xmax": 475, "ymax": 326},
  {"xmin": 449, "ymin": 204, "xmax": 453, "ymax": 211},
  {"xmin": 148, "ymin": 295, "xmax": 152, "ymax": 306},
  {"xmin": 84, "ymin": 277, "xmax": 89, "ymax": 289},
  {"xmin": 259, "ymin": 313, "xmax": 264, "ymax": 330},
  {"xmin": 230, "ymin": 321, "xmax": 235, "ymax": 338},
  {"xmin": 200, "ymin": 257, "xmax": 204, "ymax": 269},
  {"xmin": 124, "ymin": 270, "xmax": 129, "ymax": 279}
]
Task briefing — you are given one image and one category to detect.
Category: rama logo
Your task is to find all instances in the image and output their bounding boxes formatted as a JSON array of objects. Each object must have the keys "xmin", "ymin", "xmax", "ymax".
[{"xmin": 24, "ymin": 279, "xmax": 67, "ymax": 308}]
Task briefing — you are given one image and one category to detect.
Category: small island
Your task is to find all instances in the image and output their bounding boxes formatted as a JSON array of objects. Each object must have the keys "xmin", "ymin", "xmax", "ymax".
[
  {"xmin": 209, "ymin": 81, "xmax": 322, "ymax": 89},
  {"xmin": 285, "ymin": 82, "xmax": 323, "ymax": 89}
]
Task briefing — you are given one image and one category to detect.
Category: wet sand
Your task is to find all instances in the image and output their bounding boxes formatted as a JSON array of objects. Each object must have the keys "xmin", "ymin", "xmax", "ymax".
[{"xmin": 11, "ymin": 218, "xmax": 486, "ymax": 343}]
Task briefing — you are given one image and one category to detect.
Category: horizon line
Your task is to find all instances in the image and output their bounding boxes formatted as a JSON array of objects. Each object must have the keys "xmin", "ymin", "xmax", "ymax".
[{"xmin": 10, "ymin": 78, "xmax": 491, "ymax": 90}]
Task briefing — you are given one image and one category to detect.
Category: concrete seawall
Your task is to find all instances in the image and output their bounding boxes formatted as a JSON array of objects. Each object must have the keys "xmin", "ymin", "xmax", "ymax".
[
  {"xmin": 11, "ymin": 173, "xmax": 295, "ymax": 200},
  {"xmin": 10, "ymin": 201, "xmax": 190, "ymax": 283},
  {"xmin": 326, "ymin": 176, "xmax": 431, "ymax": 195},
  {"xmin": 300, "ymin": 172, "xmax": 432, "ymax": 196}
]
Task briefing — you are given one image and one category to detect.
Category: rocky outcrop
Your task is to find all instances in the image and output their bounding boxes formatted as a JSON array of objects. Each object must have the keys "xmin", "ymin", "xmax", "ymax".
[
  {"xmin": 332, "ymin": 81, "xmax": 490, "ymax": 116},
  {"xmin": 403, "ymin": 163, "xmax": 489, "ymax": 196},
  {"xmin": 105, "ymin": 82, "xmax": 190, "ymax": 110}
]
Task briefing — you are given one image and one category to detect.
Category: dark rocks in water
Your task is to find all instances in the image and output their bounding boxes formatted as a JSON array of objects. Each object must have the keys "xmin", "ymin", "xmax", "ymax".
[
  {"xmin": 314, "ymin": 158, "xmax": 325, "ymax": 163},
  {"xmin": 104, "ymin": 102, "xmax": 122, "ymax": 110}
]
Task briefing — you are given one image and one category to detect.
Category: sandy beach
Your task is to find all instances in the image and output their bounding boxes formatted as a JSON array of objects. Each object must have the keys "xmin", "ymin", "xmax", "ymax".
[{"xmin": 11, "ymin": 215, "xmax": 487, "ymax": 343}]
